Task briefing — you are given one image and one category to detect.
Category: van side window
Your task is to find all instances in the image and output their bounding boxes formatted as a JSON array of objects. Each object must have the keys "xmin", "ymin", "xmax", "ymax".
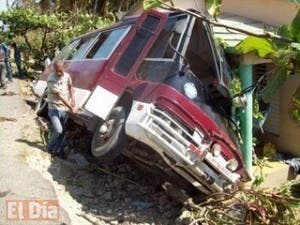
[
  {"xmin": 147, "ymin": 15, "xmax": 187, "ymax": 59},
  {"xmin": 71, "ymin": 35, "xmax": 98, "ymax": 60},
  {"xmin": 185, "ymin": 19, "xmax": 218, "ymax": 84},
  {"xmin": 136, "ymin": 15, "xmax": 188, "ymax": 82},
  {"xmin": 55, "ymin": 40, "xmax": 79, "ymax": 60},
  {"xmin": 86, "ymin": 26, "xmax": 131, "ymax": 59},
  {"xmin": 115, "ymin": 15, "xmax": 160, "ymax": 76}
]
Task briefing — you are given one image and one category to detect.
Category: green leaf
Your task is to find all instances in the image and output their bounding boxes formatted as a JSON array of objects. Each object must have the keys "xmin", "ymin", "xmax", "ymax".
[
  {"xmin": 235, "ymin": 36, "xmax": 276, "ymax": 58},
  {"xmin": 277, "ymin": 24, "xmax": 292, "ymax": 39},
  {"xmin": 261, "ymin": 66, "xmax": 289, "ymax": 102},
  {"xmin": 291, "ymin": 9, "xmax": 300, "ymax": 41},
  {"xmin": 285, "ymin": 0, "xmax": 300, "ymax": 3},
  {"xmin": 205, "ymin": 0, "xmax": 222, "ymax": 18},
  {"xmin": 143, "ymin": 0, "xmax": 170, "ymax": 10}
]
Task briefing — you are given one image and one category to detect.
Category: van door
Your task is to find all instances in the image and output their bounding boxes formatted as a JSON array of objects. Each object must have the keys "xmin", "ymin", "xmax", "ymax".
[{"xmin": 84, "ymin": 11, "xmax": 168, "ymax": 120}]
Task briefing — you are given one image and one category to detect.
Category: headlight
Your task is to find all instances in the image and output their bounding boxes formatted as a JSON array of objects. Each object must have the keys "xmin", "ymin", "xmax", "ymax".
[
  {"xmin": 226, "ymin": 158, "xmax": 239, "ymax": 172},
  {"xmin": 183, "ymin": 82, "xmax": 198, "ymax": 99},
  {"xmin": 212, "ymin": 143, "xmax": 221, "ymax": 157},
  {"xmin": 212, "ymin": 144, "xmax": 222, "ymax": 157}
]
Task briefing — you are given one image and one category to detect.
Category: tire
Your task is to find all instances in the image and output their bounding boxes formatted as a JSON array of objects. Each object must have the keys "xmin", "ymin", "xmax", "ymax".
[
  {"xmin": 35, "ymin": 90, "xmax": 48, "ymax": 117},
  {"xmin": 91, "ymin": 106, "xmax": 128, "ymax": 162}
]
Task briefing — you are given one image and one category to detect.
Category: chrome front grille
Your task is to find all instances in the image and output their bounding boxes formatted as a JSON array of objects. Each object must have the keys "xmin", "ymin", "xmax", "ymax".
[{"xmin": 126, "ymin": 102, "xmax": 241, "ymax": 194}]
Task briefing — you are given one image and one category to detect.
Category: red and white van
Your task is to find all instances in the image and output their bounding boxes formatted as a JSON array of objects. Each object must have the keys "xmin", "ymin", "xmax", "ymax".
[{"xmin": 34, "ymin": 10, "xmax": 249, "ymax": 196}]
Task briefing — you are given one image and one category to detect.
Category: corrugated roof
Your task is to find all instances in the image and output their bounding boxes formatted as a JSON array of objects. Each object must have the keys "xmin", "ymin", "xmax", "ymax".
[{"xmin": 213, "ymin": 13, "xmax": 276, "ymax": 47}]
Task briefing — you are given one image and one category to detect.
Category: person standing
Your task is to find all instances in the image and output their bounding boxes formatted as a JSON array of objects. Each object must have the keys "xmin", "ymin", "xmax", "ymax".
[
  {"xmin": 0, "ymin": 47, "xmax": 6, "ymax": 89},
  {"xmin": 47, "ymin": 60, "xmax": 77, "ymax": 158},
  {"xmin": 0, "ymin": 40, "xmax": 13, "ymax": 81},
  {"xmin": 11, "ymin": 42, "xmax": 24, "ymax": 78}
]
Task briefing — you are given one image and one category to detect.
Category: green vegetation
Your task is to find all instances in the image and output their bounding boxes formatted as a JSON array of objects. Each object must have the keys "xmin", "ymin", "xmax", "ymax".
[
  {"xmin": 291, "ymin": 87, "xmax": 300, "ymax": 123},
  {"xmin": 0, "ymin": 0, "xmax": 141, "ymax": 75},
  {"xmin": 0, "ymin": 7, "xmax": 112, "ymax": 74}
]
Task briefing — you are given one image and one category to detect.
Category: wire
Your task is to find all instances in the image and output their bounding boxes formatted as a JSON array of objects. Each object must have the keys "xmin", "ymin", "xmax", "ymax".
[{"xmin": 233, "ymin": 72, "xmax": 270, "ymax": 98}]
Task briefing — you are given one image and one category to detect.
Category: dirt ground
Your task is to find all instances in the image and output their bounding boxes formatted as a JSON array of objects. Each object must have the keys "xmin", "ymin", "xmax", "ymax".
[{"xmin": 0, "ymin": 79, "xmax": 184, "ymax": 225}]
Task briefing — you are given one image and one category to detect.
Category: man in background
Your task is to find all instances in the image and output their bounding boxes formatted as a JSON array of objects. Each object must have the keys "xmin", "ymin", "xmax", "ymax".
[
  {"xmin": 0, "ymin": 45, "xmax": 6, "ymax": 89},
  {"xmin": 0, "ymin": 39, "xmax": 13, "ymax": 81},
  {"xmin": 11, "ymin": 42, "xmax": 25, "ymax": 78}
]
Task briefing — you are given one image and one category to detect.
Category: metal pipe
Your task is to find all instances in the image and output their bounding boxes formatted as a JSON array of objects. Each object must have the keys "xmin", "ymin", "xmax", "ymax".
[{"xmin": 239, "ymin": 64, "xmax": 253, "ymax": 176}]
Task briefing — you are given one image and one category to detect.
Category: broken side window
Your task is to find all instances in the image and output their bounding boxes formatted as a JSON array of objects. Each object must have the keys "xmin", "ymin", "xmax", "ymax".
[
  {"xmin": 185, "ymin": 19, "xmax": 233, "ymax": 116},
  {"xmin": 115, "ymin": 15, "xmax": 160, "ymax": 76},
  {"xmin": 86, "ymin": 25, "xmax": 131, "ymax": 59},
  {"xmin": 70, "ymin": 34, "xmax": 98, "ymax": 60},
  {"xmin": 184, "ymin": 19, "xmax": 218, "ymax": 86},
  {"xmin": 147, "ymin": 15, "xmax": 187, "ymax": 59},
  {"xmin": 136, "ymin": 15, "xmax": 188, "ymax": 82},
  {"xmin": 55, "ymin": 40, "xmax": 80, "ymax": 60}
]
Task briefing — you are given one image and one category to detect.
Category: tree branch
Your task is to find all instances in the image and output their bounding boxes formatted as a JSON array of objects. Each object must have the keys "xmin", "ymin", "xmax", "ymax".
[
  {"xmin": 23, "ymin": 33, "xmax": 32, "ymax": 52},
  {"xmin": 40, "ymin": 26, "xmax": 49, "ymax": 55},
  {"xmin": 158, "ymin": 1, "xmax": 292, "ymax": 43}
]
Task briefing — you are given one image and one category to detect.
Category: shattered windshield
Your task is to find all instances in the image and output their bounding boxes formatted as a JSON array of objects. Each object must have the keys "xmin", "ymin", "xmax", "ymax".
[
  {"xmin": 136, "ymin": 13, "xmax": 234, "ymax": 133},
  {"xmin": 136, "ymin": 14, "xmax": 188, "ymax": 82}
]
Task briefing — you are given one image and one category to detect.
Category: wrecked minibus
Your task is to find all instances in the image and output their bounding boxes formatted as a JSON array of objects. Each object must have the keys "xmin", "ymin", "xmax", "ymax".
[{"xmin": 34, "ymin": 9, "xmax": 249, "ymax": 196}]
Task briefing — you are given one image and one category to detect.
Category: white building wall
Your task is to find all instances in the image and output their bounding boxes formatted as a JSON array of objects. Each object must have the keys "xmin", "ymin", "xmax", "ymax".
[{"xmin": 221, "ymin": 0, "xmax": 299, "ymax": 26}]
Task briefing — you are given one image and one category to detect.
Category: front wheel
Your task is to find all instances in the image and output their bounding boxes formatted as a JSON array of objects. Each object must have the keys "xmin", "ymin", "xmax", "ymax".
[
  {"xmin": 91, "ymin": 106, "xmax": 128, "ymax": 162},
  {"xmin": 35, "ymin": 90, "xmax": 48, "ymax": 117}
]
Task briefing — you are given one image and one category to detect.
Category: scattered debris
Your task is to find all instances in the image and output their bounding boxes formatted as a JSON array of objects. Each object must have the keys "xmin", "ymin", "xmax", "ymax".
[
  {"xmin": 0, "ymin": 189, "xmax": 11, "ymax": 197},
  {"xmin": 67, "ymin": 153, "xmax": 90, "ymax": 169},
  {"xmin": 277, "ymin": 152, "xmax": 300, "ymax": 175},
  {"xmin": 1, "ymin": 91, "xmax": 18, "ymax": 96},
  {"xmin": 0, "ymin": 116, "xmax": 17, "ymax": 122},
  {"xmin": 131, "ymin": 200, "xmax": 154, "ymax": 210},
  {"xmin": 180, "ymin": 181, "xmax": 300, "ymax": 225},
  {"xmin": 93, "ymin": 164, "xmax": 141, "ymax": 187}
]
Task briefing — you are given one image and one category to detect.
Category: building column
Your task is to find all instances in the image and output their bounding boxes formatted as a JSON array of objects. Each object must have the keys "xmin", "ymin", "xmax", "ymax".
[{"xmin": 239, "ymin": 63, "xmax": 253, "ymax": 176}]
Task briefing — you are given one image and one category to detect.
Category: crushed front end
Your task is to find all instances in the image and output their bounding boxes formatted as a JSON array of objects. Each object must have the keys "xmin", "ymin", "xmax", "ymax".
[
  {"xmin": 124, "ymin": 11, "xmax": 249, "ymax": 195},
  {"xmin": 125, "ymin": 100, "xmax": 247, "ymax": 195}
]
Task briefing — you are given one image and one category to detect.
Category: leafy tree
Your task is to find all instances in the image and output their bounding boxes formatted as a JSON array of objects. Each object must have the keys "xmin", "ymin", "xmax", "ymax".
[
  {"xmin": 23, "ymin": 0, "xmax": 141, "ymax": 17},
  {"xmin": 0, "ymin": 7, "xmax": 112, "ymax": 73}
]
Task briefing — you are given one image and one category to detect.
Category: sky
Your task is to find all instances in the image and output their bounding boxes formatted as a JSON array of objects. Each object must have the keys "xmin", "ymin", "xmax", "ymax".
[
  {"xmin": 0, "ymin": 0, "xmax": 14, "ymax": 12},
  {"xmin": 0, "ymin": 1, "xmax": 7, "ymax": 12}
]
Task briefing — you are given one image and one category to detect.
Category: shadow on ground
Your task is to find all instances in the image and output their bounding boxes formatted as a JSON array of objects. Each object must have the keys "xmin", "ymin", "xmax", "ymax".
[
  {"xmin": 24, "ymin": 99, "xmax": 36, "ymax": 110},
  {"xmin": 16, "ymin": 138, "xmax": 45, "ymax": 149}
]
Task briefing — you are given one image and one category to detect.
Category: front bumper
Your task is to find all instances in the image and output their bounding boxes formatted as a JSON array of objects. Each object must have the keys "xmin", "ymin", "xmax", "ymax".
[{"xmin": 125, "ymin": 101, "xmax": 241, "ymax": 194}]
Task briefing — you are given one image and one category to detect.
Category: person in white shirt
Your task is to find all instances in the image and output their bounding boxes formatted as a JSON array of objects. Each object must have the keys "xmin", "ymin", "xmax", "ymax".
[{"xmin": 46, "ymin": 60, "xmax": 77, "ymax": 158}]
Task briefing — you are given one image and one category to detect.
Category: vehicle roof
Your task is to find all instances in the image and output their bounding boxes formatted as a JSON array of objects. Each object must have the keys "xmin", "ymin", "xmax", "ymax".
[
  {"xmin": 71, "ymin": 15, "xmax": 139, "ymax": 41},
  {"xmin": 71, "ymin": 10, "xmax": 182, "ymax": 41}
]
